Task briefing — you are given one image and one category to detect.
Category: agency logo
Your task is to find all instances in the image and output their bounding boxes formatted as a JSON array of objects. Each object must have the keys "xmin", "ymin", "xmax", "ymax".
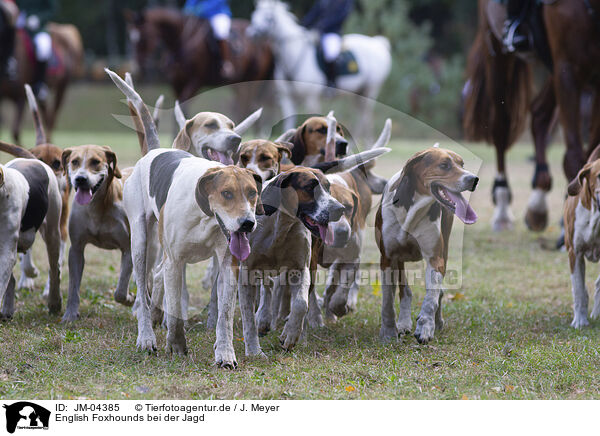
[{"xmin": 3, "ymin": 402, "xmax": 50, "ymax": 433}]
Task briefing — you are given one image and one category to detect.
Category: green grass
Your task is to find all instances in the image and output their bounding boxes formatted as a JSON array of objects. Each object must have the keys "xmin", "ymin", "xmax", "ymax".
[{"xmin": 1, "ymin": 129, "xmax": 599, "ymax": 400}]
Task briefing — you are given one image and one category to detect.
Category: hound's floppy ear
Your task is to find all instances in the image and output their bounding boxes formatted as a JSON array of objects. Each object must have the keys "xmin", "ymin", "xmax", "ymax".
[
  {"xmin": 567, "ymin": 164, "xmax": 592, "ymax": 197},
  {"xmin": 290, "ymin": 125, "xmax": 306, "ymax": 165},
  {"xmin": 195, "ymin": 168, "xmax": 221, "ymax": 217},
  {"xmin": 350, "ymin": 189, "xmax": 360, "ymax": 228},
  {"xmin": 261, "ymin": 172, "xmax": 292, "ymax": 216},
  {"xmin": 248, "ymin": 170, "xmax": 265, "ymax": 215},
  {"xmin": 0, "ymin": 166, "xmax": 4, "ymax": 188},
  {"xmin": 61, "ymin": 148, "xmax": 73, "ymax": 176},
  {"xmin": 392, "ymin": 153, "xmax": 424, "ymax": 210},
  {"xmin": 173, "ymin": 119, "xmax": 193, "ymax": 152},
  {"xmin": 102, "ymin": 146, "xmax": 122, "ymax": 179},
  {"xmin": 275, "ymin": 141, "xmax": 293, "ymax": 162}
]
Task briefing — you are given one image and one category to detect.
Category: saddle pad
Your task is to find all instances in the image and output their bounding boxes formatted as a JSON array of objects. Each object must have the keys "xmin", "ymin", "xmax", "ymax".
[{"xmin": 316, "ymin": 46, "xmax": 359, "ymax": 77}]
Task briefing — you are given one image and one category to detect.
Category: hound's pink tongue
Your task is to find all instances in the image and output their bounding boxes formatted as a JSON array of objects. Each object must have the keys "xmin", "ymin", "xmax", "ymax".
[
  {"xmin": 229, "ymin": 231, "xmax": 251, "ymax": 261},
  {"xmin": 207, "ymin": 149, "xmax": 234, "ymax": 165},
  {"xmin": 318, "ymin": 223, "xmax": 334, "ymax": 246},
  {"xmin": 445, "ymin": 190, "xmax": 477, "ymax": 224},
  {"xmin": 74, "ymin": 188, "xmax": 92, "ymax": 205}
]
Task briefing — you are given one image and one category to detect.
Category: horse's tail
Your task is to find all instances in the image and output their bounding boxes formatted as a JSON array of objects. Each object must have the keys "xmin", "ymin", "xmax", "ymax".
[
  {"xmin": 0, "ymin": 140, "xmax": 36, "ymax": 159},
  {"xmin": 24, "ymin": 84, "xmax": 47, "ymax": 146},
  {"xmin": 106, "ymin": 68, "xmax": 161, "ymax": 153},
  {"xmin": 463, "ymin": 20, "xmax": 531, "ymax": 146},
  {"xmin": 48, "ymin": 23, "xmax": 85, "ymax": 78}
]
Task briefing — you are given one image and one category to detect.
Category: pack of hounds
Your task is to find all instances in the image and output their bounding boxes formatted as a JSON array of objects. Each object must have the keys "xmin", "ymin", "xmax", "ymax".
[{"xmin": 15, "ymin": 66, "xmax": 581, "ymax": 370}]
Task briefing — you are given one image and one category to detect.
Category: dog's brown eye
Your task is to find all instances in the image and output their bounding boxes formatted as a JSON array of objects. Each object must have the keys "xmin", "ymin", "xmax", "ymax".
[
  {"xmin": 90, "ymin": 158, "xmax": 101, "ymax": 166},
  {"xmin": 240, "ymin": 156, "xmax": 249, "ymax": 165},
  {"xmin": 52, "ymin": 160, "xmax": 61, "ymax": 170},
  {"xmin": 439, "ymin": 162, "xmax": 451, "ymax": 171},
  {"xmin": 205, "ymin": 121, "xmax": 218, "ymax": 129},
  {"xmin": 259, "ymin": 154, "xmax": 270, "ymax": 162},
  {"xmin": 71, "ymin": 159, "xmax": 79, "ymax": 166},
  {"xmin": 221, "ymin": 190, "xmax": 233, "ymax": 200},
  {"xmin": 317, "ymin": 127, "xmax": 327, "ymax": 134}
]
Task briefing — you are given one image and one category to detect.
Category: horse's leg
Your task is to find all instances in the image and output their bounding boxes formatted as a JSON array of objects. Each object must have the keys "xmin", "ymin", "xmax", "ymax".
[
  {"xmin": 587, "ymin": 92, "xmax": 600, "ymax": 156},
  {"xmin": 554, "ymin": 61, "xmax": 584, "ymax": 182},
  {"xmin": 12, "ymin": 98, "xmax": 24, "ymax": 145},
  {"xmin": 491, "ymin": 144, "xmax": 514, "ymax": 232},
  {"xmin": 525, "ymin": 77, "xmax": 556, "ymax": 232}
]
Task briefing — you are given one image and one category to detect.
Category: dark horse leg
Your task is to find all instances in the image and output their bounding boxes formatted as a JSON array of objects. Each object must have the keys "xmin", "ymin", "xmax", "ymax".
[
  {"xmin": 525, "ymin": 76, "xmax": 556, "ymax": 231},
  {"xmin": 11, "ymin": 97, "xmax": 24, "ymax": 145},
  {"xmin": 44, "ymin": 78, "xmax": 68, "ymax": 141},
  {"xmin": 554, "ymin": 61, "xmax": 585, "ymax": 182},
  {"xmin": 587, "ymin": 92, "xmax": 600, "ymax": 157}
]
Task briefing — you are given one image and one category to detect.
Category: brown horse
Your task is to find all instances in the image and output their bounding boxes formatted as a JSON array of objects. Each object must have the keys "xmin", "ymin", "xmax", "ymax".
[
  {"xmin": 125, "ymin": 7, "xmax": 273, "ymax": 122},
  {"xmin": 464, "ymin": 0, "xmax": 600, "ymax": 232},
  {"xmin": 0, "ymin": 22, "xmax": 83, "ymax": 144}
]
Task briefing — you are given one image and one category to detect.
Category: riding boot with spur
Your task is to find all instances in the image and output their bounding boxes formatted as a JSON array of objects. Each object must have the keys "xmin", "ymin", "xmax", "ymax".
[
  {"xmin": 502, "ymin": 0, "xmax": 531, "ymax": 53},
  {"xmin": 32, "ymin": 60, "xmax": 49, "ymax": 100},
  {"xmin": 218, "ymin": 39, "xmax": 235, "ymax": 81}
]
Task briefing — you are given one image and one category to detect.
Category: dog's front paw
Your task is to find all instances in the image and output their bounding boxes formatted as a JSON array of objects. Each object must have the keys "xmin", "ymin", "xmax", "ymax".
[
  {"xmin": 571, "ymin": 314, "xmax": 590, "ymax": 329},
  {"xmin": 115, "ymin": 291, "xmax": 135, "ymax": 307},
  {"xmin": 166, "ymin": 335, "xmax": 187, "ymax": 356},
  {"xmin": 47, "ymin": 300, "xmax": 61, "ymax": 316},
  {"xmin": 61, "ymin": 309, "xmax": 80, "ymax": 323},
  {"xmin": 17, "ymin": 276, "xmax": 35, "ymax": 291},
  {"xmin": 329, "ymin": 294, "xmax": 350, "ymax": 318},
  {"xmin": 396, "ymin": 318, "xmax": 412, "ymax": 336},
  {"xmin": 379, "ymin": 324, "xmax": 398, "ymax": 342},
  {"xmin": 279, "ymin": 325, "xmax": 301, "ymax": 351},
  {"xmin": 0, "ymin": 311, "xmax": 14, "ymax": 322},
  {"xmin": 414, "ymin": 316, "xmax": 436, "ymax": 344},
  {"xmin": 151, "ymin": 307, "xmax": 164, "ymax": 328},
  {"xmin": 137, "ymin": 330, "xmax": 157, "ymax": 353},
  {"xmin": 215, "ymin": 346, "xmax": 237, "ymax": 369}
]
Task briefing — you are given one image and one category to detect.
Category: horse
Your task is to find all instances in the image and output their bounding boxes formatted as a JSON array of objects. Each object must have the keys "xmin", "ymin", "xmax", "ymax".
[
  {"xmin": 463, "ymin": 0, "xmax": 600, "ymax": 232},
  {"xmin": 0, "ymin": 19, "xmax": 83, "ymax": 144},
  {"xmin": 247, "ymin": 0, "xmax": 391, "ymax": 141},
  {"xmin": 124, "ymin": 7, "xmax": 274, "ymax": 126}
]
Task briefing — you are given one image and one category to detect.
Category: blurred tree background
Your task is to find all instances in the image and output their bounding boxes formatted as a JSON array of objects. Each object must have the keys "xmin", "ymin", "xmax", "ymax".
[{"xmin": 51, "ymin": 0, "xmax": 477, "ymax": 137}]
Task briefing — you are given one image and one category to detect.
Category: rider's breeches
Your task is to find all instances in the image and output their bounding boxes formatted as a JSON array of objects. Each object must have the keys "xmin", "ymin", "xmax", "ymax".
[
  {"xmin": 322, "ymin": 33, "xmax": 342, "ymax": 62},
  {"xmin": 34, "ymin": 32, "xmax": 52, "ymax": 62},
  {"xmin": 210, "ymin": 13, "xmax": 231, "ymax": 41}
]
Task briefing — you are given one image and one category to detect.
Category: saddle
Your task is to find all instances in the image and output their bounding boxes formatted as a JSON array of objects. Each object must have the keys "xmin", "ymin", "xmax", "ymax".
[
  {"xmin": 18, "ymin": 29, "xmax": 65, "ymax": 76},
  {"xmin": 490, "ymin": 0, "xmax": 553, "ymax": 69},
  {"xmin": 315, "ymin": 44, "xmax": 359, "ymax": 77}
]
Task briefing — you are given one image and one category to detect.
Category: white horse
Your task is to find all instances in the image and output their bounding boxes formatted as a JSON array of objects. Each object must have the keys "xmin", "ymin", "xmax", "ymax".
[{"xmin": 249, "ymin": 0, "xmax": 391, "ymax": 140}]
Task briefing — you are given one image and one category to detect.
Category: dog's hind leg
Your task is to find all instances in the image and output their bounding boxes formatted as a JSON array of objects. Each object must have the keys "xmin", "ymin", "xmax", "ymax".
[
  {"xmin": 0, "ymin": 274, "xmax": 16, "ymax": 320},
  {"xmin": 17, "ymin": 250, "xmax": 38, "ymax": 290},
  {"xmin": 379, "ymin": 253, "xmax": 399, "ymax": 341},
  {"xmin": 114, "ymin": 249, "xmax": 135, "ymax": 306},
  {"xmin": 256, "ymin": 280, "xmax": 272, "ymax": 336},
  {"xmin": 570, "ymin": 255, "xmax": 589, "ymax": 328},
  {"xmin": 591, "ymin": 274, "xmax": 600, "ymax": 320},
  {"xmin": 239, "ymin": 272, "xmax": 265, "ymax": 357},
  {"xmin": 163, "ymin": 257, "xmax": 187, "ymax": 356},
  {"xmin": 397, "ymin": 263, "xmax": 413, "ymax": 335},
  {"xmin": 40, "ymin": 200, "xmax": 62, "ymax": 315},
  {"xmin": 279, "ymin": 267, "xmax": 310, "ymax": 350}
]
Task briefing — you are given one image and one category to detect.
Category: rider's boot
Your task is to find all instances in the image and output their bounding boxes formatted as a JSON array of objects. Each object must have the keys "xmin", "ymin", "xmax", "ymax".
[
  {"xmin": 218, "ymin": 39, "xmax": 235, "ymax": 81},
  {"xmin": 502, "ymin": 0, "xmax": 531, "ymax": 53},
  {"xmin": 32, "ymin": 59, "xmax": 48, "ymax": 101}
]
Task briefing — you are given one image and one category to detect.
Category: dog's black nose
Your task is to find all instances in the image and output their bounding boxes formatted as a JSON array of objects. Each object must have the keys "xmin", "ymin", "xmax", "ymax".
[
  {"xmin": 238, "ymin": 219, "xmax": 255, "ymax": 233},
  {"xmin": 467, "ymin": 175, "xmax": 479, "ymax": 192},
  {"xmin": 228, "ymin": 134, "xmax": 242, "ymax": 148},
  {"xmin": 74, "ymin": 176, "xmax": 88, "ymax": 186},
  {"xmin": 329, "ymin": 202, "xmax": 345, "ymax": 222},
  {"xmin": 335, "ymin": 138, "xmax": 348, "ymax": 156}
]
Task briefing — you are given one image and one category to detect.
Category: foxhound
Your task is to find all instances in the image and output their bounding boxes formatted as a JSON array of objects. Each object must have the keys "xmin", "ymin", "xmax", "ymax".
[
  {"xmin": 0, "ymin": 158, "xmax": 62, "ymax": 319},
  {"xmin": 376, "ymin": 146, "xmax": 478, "ymax": 344},
  {"xmin": 107, "ymin": 69, "xmax": 263, "ymax": 368},
  {"xmin": 61, "ymin": 144, "xmax": 135, "ymax": 322},
  {"xmin": 564, "ymin": 145, "xmax": 600, "ymax": 328}
]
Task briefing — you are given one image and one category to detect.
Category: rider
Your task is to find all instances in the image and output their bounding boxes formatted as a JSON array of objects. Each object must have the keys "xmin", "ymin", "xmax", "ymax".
[
  {"xmin": 17, "ymin": 0, "xmax": 57, "ymax": 99},
  {"xmin": 302, "ymin": 0, "xmax": 354, "ymax": 89},
  {"xmin": 183, "ymin": 0, "xmax": 235, "ymax": 80},
  {"xmin": 502, "ymin": 0, "xmax": 531, "ymax": 53},
  {"xmin": 0, "ymin": 0, "xmax": 18, "ymax": 79}
]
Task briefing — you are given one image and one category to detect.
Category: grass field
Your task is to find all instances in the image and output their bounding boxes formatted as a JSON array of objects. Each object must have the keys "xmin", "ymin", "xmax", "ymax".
[{"xmin": 1, "ymin": 126, "xmax": 599, "ymax": 400}]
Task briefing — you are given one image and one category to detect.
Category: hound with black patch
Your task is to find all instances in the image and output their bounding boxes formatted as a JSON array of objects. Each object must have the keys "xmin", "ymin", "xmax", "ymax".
[
  {"xmin": 0, "ymin": 158, "xmax": 62, "ymax": 319},
  {"xmin": 376, "ymin": 146, "xmax": 478, "ymax": 344},
  {"xmin": 107, "ymin": 69, "xmax": 264, "ymax": 368},
  {"xmin": 564, "ymin": 145, "xmax": 600, "ymax": 328}
]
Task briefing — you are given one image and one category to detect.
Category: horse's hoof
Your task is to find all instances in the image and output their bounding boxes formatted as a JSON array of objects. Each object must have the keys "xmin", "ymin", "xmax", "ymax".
[{"xmin": 525, "ymin": 208, "xmax": 548, "ymax": 232}]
